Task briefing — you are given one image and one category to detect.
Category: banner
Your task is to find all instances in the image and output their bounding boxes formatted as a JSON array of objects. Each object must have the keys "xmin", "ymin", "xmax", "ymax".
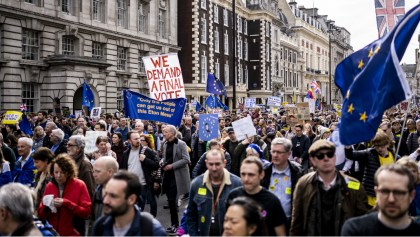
[
  {"xmin": 232, "ymin": 116, "xmax": 257, "ymax": 141},
  {"xmin": 90, "ymin": 107, "xmax": 101, "ymax": 119},
  {"xmin": 143, "ymin": 53, "xmax": 186, "ymax": 101},
  {"xmin": 2, "ymin": 111, "xmax": 23, "ymax": 125},
  {"xmin": 84, "ymin": 131, "xmax": 108, "ymax": 154},
  {"xmin": 297, "ymin": 102, "xmax": 310, "ymax": 121},
  {"xmin": 123, "ymin": 89, "xmax": 186, "ymax": 127},
  {"xmin": 245, "ymin": 98, "xmax": 256, "ymax": 108},
  {"xmin": 267, "ymin": 96, "xmax": 282, "ymax": 107},
  {"xmin": 198, "ymin": 114, "xmax": 219, "ymax": 141}
]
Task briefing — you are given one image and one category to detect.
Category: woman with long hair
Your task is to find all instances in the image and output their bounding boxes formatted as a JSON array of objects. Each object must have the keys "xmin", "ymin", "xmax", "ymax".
[
  {"xmin": 90, "ymin": 136, "xmax": 116, "ymax": 165},
  {"xmin": 111, "ymin": 132, "xmax": 125, "ymax": 165},
  {"xmin": 38, "ymin": 154, "xmax": 91, "ymax": 236},
  {"xmin": 223, "ymin": 196, "xmax": 268, "ymax": 236},
  {"xmin": 32, "ymin": 147, "xmax": 55, "ymax": 212}
]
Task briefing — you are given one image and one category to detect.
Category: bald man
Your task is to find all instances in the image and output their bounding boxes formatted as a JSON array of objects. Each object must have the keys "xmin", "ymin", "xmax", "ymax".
[{"xmin": 92, "ymin": 156, "xmax": 119, "ymax": 219}]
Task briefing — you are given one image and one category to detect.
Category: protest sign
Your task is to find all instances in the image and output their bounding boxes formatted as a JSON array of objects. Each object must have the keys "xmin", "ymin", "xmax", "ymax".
[
  {"xmin": 75, "ymin": 110, "xmax": 83, "ymax": 118},
  {"xmin": 303, "ymin": 98, "xmax": 316, "ymax": 113},
  {"xmin": 297, "ymin": 102, "xmax": 310, "ymax": 121},
  {"xmin": 2, "ymin": 111, "xmax": 22, "ymax": 125},
  {"xmin": 267, "ymin": 96, "xmax": 282, "ymax": 107},
  {"xmin": 245, "ymin": 98, "xmax": 256, "ymax": 108},
  {"xmin": 232, "ymin": 116, "xmax": 257, "ymax": 141},
  {"xmin": 189, "ymin": 101, "xmax": 197, "ymax": 112},
  {"xmin": 143, "ymin": 53, "xmax": 186, "ymax": 101},
  {"xmin": 199, "ymin": 114, "xmax": 219, "ymax": 141},
  {"xmin": 123, "ymin": 89, "xmax": 186, "ymax": 127},
  {"xmin": 84, "ymin": 131, "xmax": 108, "ymax": 154},
  {"xmin": 285, "ymin": 105, "xmax": 298, "ymax": 125},
  {"xmin": 400, "ymin": 101, "xmax": 409, "ymax": 113},
  {"xmin": 90, "ymin": 107, "xmax": 101, "ymax": 119}
]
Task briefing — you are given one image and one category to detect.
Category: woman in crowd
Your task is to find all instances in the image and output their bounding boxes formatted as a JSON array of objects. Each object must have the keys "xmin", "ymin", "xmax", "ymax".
[
  {"xmin": 38, "ymin": 154, "xmax": 91, "ymax": 236},
  {"xmin": 111, "ymin": 132, "xmax": 125, "ymax": 165},
  {"xmin": 90, "ymin": 136, "xmax": 116, "ymax": 165},
  {"xmin": 6, "ymin": 134, "xmax": 19, "ymax": 157},
  {"xmin": 396, "ymin": 157, "xmax": 420, "ymax": 221},
  {"xmin": 32, "ymin": 126, "xmax": 46, "ymax": 151},
  {"xmin": 32, "ymin": 147, "xmax": 55, "ymax": 212},
  {"xmin": 304, "ymin": 123, "xmax": 316, "ymax": 143},
  {"xmin": 223, "ymin": 197, "xmax": 268, "ymax": 236},
  {"xmin": 0, "ymin": 144, "xmax": 12, "ymax": 187}
]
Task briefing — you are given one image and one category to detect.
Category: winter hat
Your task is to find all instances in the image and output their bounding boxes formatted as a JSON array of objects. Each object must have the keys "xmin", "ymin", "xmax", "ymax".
[{"xmin": 248, "ymin": 143, "xmax": 264, "ymax": 159}]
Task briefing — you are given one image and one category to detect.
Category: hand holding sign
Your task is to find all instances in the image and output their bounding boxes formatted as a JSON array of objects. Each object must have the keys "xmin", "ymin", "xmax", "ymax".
[{"xmin": 232, "ymin": 116, "xmax": 257, "ymax": 141}]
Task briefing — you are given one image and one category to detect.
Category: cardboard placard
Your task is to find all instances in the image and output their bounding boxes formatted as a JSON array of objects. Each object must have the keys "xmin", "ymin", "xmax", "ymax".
[
  {"xmin": 297, "ymin": 102, "xmax": 310, "ymax": 121},
  {"xmin": 232, "ymin": 116, "xmax": 257, "ymax": 140},
  {"xmin": 84, "ymin": 131, "xmax": 108, "ymax": 154},
  {"xmin": 2, "ymin": 111, "xmax": 23, "ymax": 125}
]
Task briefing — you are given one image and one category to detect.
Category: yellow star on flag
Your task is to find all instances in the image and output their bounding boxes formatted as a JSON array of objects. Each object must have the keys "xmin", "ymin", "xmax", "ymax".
[
  {"xmin": 347, "ymin": 104, "xmax": 355, "ymax": 114},
  {"xmin": 358, "ymin": 60, "xmax": 364, "ymax": 69},
  {"xmin": 368, "ymin": 48, "xmax": 373, "ymax": 58},
  {"xmin": 359, "ymin": 111, "xmax": 368, "ymax": 122},
  {"xmin": 374, "ymin": 46, "xmax": 380, "ymax": 54}
]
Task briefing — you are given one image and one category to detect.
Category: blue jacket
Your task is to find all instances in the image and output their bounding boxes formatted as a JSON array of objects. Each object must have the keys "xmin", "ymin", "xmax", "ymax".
[
  {"xmin": 186, "ymin": 169, "xmax": 242, "ymax": 236},
  {"xmin": 12, "ymin": 156, "xmax": 36, "ymax": 187},
  {"xmin": 92, "ymin": 206, "xmax": 167, "ymax": 236},
  {"xmin": 0, "ymin": 162, "xmax": 12, "ymax": 187}
]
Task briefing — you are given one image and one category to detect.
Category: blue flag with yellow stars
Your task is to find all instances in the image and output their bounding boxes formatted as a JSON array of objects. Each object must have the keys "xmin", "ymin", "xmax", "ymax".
[
  {"xmin": 199, "ymin": 114, "xmax": 219, "ymax": 141},
  {"xmin": 19, "ymin": 114, "xmax": 33, "ymax": 137},
  {"xmin": 82, "ymin": 82, "xmax": 94, "ymax": 110},
  {"xmin": 206, "ymin": 95, "xmax": 228, "ymax": 110},
  {"xmin": 334, "ymin": 4, "xmax": 420, "ymax": 145},
  {"xmin": 206, "ymin": 73, "xmax": 227, "ymax": 96}
]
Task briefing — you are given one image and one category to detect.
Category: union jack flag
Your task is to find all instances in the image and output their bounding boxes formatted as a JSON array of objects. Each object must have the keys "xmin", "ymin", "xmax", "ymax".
[
  {"xmin": 20, "ymin": 103, "xmax": 27, "ymax": 112},
  {"xmin": 310, "ymin": 80, "xmax": 321, "ymax": 94},
  {"xmin": 375, "ymin": 0, "xmax": 405, "ymax": 38}
]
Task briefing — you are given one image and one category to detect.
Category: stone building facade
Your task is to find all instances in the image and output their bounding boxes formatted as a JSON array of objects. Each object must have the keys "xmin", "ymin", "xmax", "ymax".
[{"xmin": 0, "ymin": 0, "xmax": 178, "ymax": 114}]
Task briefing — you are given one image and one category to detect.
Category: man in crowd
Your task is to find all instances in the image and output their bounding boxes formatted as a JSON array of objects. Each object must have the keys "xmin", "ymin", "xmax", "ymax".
[
  {"xmin": 261, "ymin": 137, "xmax": 303, "ymax": 233},
  {"xmin": 160, "ymin": 125, "xmax": 191, "ymax": 234},
  {"xmin": 50, "ymin": 128, "xmax": 67, "ymax": 156},
  {"xmin": 0, "ymin": 183, "xmax": 42, "ymax": 236},
  {"xmin": 110, "ymin": 119, "xmax": 119, "ymax": 134},
  {"xmin": 222, "ymin": 127, "xmax": 239, "ymax": 162},
  {"xmin": 32, "ymin": 126, "xmax": 46, "ymax": 151},
  {"xmin": 92, "ymin": 171, "xmax": 166, "ymax": 236},
  {"xmin": 407, "ymin": 119, "xmax": 420, "ymax": 154},
  {"xmin": 42, "ymin": 121, "xmax": 57, "ymax": 148},
  {"xmin": 341, "ymin": 164, "xmax": 420, "ymax": 235},
  {"xmin": 0, "ymin": 133, "xmax": 15, "ymax": 171},
  {"xmin": 72, "ymin": 117, "xmax": 91, "ymax": 135},
  {"xmin": 186, "ymin": 149, "xmax": 242, "ymax": 236},
  {"xmin": 36, "ymin": 110, "xmax": 47, "ymax": 129},
  {"xmin": 227, "ymin": 156, "xmax": 287, "ymax": 236},
  {"xmin": 92, "ymin": 156, "xmax": 119, "ymax": 219},
  {"xmin": 115, "ymin": 117, "xmax": 130, "ymax": 141},
  {"xmin": 391, "ymin": 120, "xmax": 409, "ymax": 156},
  {"xmin": 12, "ymin": 137, "xmax": 35, "ymax": 186},
  {"xmin": 290, "ymin": 140, "xmax": 368, "ymax": 236},
  {"xmin": 291, "ymin": 124, "xmax": 311, "ymax": 171}
]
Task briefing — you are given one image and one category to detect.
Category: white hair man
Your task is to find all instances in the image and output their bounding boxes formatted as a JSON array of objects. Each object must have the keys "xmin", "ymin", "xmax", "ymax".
[
  {"xmin": 12, "ymin": 137, "xmax": 36, "ymax": 186},
  {"xmin": 50, "ymin": 128, "xmax": 67, "ymax": 156}
]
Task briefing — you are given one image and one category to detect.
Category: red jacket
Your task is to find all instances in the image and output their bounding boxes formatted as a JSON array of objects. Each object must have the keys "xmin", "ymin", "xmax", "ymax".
[{"xmin": 38, "ymin": 178, "xmax": 91, "ymax": 236}]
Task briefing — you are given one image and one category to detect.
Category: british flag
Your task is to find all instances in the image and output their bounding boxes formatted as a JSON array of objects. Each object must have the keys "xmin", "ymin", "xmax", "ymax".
[
  {"xmin": 310, "ymin": 80, "xmax": 321, "ymax": 94},
  {"xmin": 375, "ymin": 0, "xmax": 405, "ymax": 38}
]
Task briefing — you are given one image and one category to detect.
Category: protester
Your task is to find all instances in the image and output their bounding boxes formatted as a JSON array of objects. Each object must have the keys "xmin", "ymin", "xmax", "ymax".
[
  {"xmin": 0, "ymin": 133, "xmax": 16, "ymax": 171},
  {"xmin": 115, "ymin": 117, "xmax": 130, "ymax": 141},
  {"xmin": 407, "ymin": 119, "xmax": 420, "ymax": 154},
  {"xmin": 32, "ymin": 126, "xmax": 46, "ymax": 151},
  {"xmin": 223, "ymin": 197, "xmax": 268, "ymax": 236},
  {"xmin": 0, "ymin": 145, "xmax": 12, "ymax": 187},
  {"xmin": 90, "ymin": 136, "xmax": 116, "ymax": 164},
  {"xmin": 192, "ymin": 139, "xmax": 232, "ymax": 178},
  {"xmin": 290, "ymin": 140, "xmax": 368, "ymax": 236},
  {"xmin": 12, "ymin": 137, "xmax": 36, "ymax": 186},
  {"xmin": 32, "ymin": 147, "xmax": 54, "ymax": 213},
  {"xmin": 111, "ymin": 132, "xmax": 125, "ymax": 164},
  {"xmin": 0, "ymin": 183, "xmax": 42, "ymax": 236},
  {"xmin": 186, "ymin": 149, "xmax": 241, "ymax": 236},
  {"xmin": 38, "ymin": 154, "xmax": 91, "ymax": 236},
  {"xmin": 341, "ymin": 164, "xmax": 420, "ymax": 235},
  {"xmin": 92, "ymin": 170, "xmax": 167, "ymax": 236},
  {"xmin": 49, "ymin": 128, "xmax": 67, "ymax": 156},
  {"xmin": 395, "ymin": 157, "xmax": 420, "ymax": 220},
  {"xmin": 291, "ymin": 124, "xmax": 311, "ymax": 171}
]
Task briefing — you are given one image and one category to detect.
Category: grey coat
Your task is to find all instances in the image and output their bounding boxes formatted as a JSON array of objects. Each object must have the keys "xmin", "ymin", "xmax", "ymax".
[{"xmin": 162, "ymin": 138, "xmax": 191, "ymax": 196}]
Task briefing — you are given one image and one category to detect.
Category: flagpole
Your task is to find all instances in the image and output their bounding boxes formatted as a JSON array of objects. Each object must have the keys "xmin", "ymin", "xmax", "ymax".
[
  {"xmin": 395, "ymin": 110, "xmax": 408, "ymax": 159},
  {"xmin": 231, "ymin": 0, "xmax": 237, "ymax": 110}
]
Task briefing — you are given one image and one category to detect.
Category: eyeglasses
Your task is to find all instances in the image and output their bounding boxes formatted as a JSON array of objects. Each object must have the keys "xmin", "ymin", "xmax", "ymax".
[
  {"xmin": 377, "ymin": 189, "xmax": 409, "ymax": 199},
  {"xmin": 314, "ymin": 151, "xmax": 335, "ymax": 160}
]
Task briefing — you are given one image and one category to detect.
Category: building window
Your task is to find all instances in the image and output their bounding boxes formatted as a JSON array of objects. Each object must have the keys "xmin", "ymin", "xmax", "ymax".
[
  {"xmin": 223, "ymin": 9, "xmax": 228, "ymax": 26},
  {"xmin": 224, "ymin": 63, "xmax": 229, "ymax": 86},
  {"xmin": 215, "ymin": 61, "xmax": 220, "ymax": 79},
  {"xmin": 244, "ymin": 66, "xmax": 248, "ymax": 85},
  {"xmin": 117, "ymin": 0, "xmax": 127, "ymax": 28},
  {"xmin": 239, "ymin": 64, "xmax": 243, "ymax": 83},
  {"xmin": 92, "ymin": 42, "xmax": 104, "ymax": 59},
  {"xmin": 158, "ymin": 9, "xmax": 166, "ymax": 38},
  {"xmin": 275, "ymin": 55, "xmax": 279, "ymax": 76},
  {"xmin": 244, "ymin": 41, "xmax": 248, "ymax": 60},
  {"xmin": 266, "ymin": 44, "xmax": 270, "ymax": 61},
  {"xmin": 117, "ymin": 47, "xmax": 127, "ymax": 71},
  {"xmin": 265, "ymin": 22, "xmax": 270, "ymax": 37},
  {"xmin": 214, "ymin": 30, "xmax": 219, "ymax": 53},
  {"xmin": 117, "ymin": 87, "xmax": 126, "ymax": 111},
  {"xmin": 201, "ymin": 0, "xmax": 206, "ymax": 9},
  {"xmin": 22, "ymin": 83, "xmax": 39, "ymax": 113},
  {"xmin": 22, "ymin": 29, "xmax": 39, "ymax": 60},
  {"xmin": 274, "ymin": 29, "xmax": 278, "ymax": 43},
  {"xmin": 266, "ymin": 68, "xmax": 271, "ymax": 90},
  {"xmin": 62, "ymin": 37, "xmax": 75, "ymax": 55},
  {"xmin": 93, "ymin": 0, "xmax": 104, "ymax": 21},
  {"xmin": 201, "ymin": 18, "xmax": 207, "ymax": 44},
  {"xmin": 201, "ymin": 54, "xmax": 207, "ymax": 83},
  {"xmin": 244, "ymin": 20, "xmax": 247, "ymax": 35},
  {"xmin": 62, "ymin": 0, "xmax": 74, "ymax": 15},
  {"xmin": 224, "ymin": 30, "xmax": 228, "ymax": 55},
  {"xmin": 24, "ymin": 0, "xmax": 39, "ymax": 5},
  {"xmin": 138, "ymin": 2, "xmax": 148, "ymax": 32},
  {"xmin": 138, "ymin": 50, "xmax": 146, "ymax": 73},
  {"xmin": 238, "ymin": 39, "xmax": 242, "ymax": 59},
  {"xmin": 238, "ymin": 17, "xmax": 242, "ymax": 33},
  {"xmin": 214, "ymin": 5, "xmax": 219, "ymax": 23}
]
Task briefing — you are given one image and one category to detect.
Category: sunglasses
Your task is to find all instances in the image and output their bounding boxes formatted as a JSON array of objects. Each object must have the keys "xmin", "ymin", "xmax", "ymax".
[{"xmin": 314, "ymin": 151, "xmax": 335, "ymax": 160}]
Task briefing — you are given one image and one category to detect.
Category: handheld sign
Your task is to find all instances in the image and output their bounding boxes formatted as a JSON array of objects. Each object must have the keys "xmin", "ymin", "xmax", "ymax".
[
  {"xmin": 245, "ymin": 98, "xmax": 256, "ymax": 108},
  {"xmin": 143, "ymin": 53, "xmax": 186, "ymax": 101},
  {"xmin": 2, "ymin": 111, "xmax": 23, "ymax": 125},
  {"xmin": 232, "ymin": 116, "xmax": 257, "ymax": 141},
  {"xmin": 199, "ymin": 114, "xmax": 219, "ymax": 141},
  {"xmin": 75, "ymin": 110, "xmax": 83, "ymax": 118},
  {"xmin": 84, "ymin": 131, "xmax": 108, "ymax": 154},
  {"xmin": 90, "ymin": 107, "xmax": 101, "ymax": 119},
  {"xmin": 267, "ymin": 96, "xmax": 282, "ymax": 107}
]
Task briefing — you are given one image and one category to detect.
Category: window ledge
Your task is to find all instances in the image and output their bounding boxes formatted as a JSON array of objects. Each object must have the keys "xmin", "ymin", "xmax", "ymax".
[
  {"xmin": 116, "ymin": 71, "xmax": 132, "ymax": 76},
  {"xmin": 19, "ymin": 60, "xmax": 48, "ymax": 67},
  {"xmin": 0, "ymin": 58, "xmax": 10, "ymax": 64}
]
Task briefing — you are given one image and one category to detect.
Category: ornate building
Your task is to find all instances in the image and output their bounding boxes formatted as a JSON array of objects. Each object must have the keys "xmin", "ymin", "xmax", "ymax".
[{"xmin": 0, "ymin": 0, "xmax": 178, "ymax": 114}]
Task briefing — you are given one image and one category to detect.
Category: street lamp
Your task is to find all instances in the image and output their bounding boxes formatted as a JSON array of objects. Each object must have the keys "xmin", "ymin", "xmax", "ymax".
[
  {"xmin": 232, "ymin": 0, "xmax": 237, "ymax": 110},
  {"xmin": 328, "ymin": 29, "xmax": 332, "ymax": 105}
]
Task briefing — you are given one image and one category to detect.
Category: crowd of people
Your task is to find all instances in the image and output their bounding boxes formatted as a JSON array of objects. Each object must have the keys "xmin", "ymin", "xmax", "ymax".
[{"xmin": 0, "ymin": 107, "xmax": 419, "ymax": 236}]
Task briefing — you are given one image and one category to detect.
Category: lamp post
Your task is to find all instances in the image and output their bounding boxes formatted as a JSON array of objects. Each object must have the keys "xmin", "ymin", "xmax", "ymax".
[
  {"xmin": 328, "ymin": 29, "xmax": 332, "ymax": 105},
  {"xmin": 232, "ymin": 0, "xmax": 237, "ymax": 110}
]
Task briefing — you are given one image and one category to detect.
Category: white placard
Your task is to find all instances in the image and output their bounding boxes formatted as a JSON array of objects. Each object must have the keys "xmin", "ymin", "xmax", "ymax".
[
  {"xmin": 75, "ymin": 110, "xmax": 83, "ymax": 118},
  {"xmin": 143, "ymin": 53, "xmax": 186, "ymax": 101},
  {"xmin": 245, "ymin": 98, "xmax": 256, "ymax": 108},
  {"xmin": 304, "ymin": 98, "xmax": 316, "ymax": 113},
  {"xmin": 267, "ymin": 96, "xmax": 282, "ymax": 107},
  {"xmin": 232, "ymin": 116, "xmax": 257, "ymax": 141},
  {"xmin": 84, "ymin": 131, "xmax": 108, "ymax": 154},
  {"xmin": 90, "ymin": 107, "xmax": 101, "ymax": 119}
]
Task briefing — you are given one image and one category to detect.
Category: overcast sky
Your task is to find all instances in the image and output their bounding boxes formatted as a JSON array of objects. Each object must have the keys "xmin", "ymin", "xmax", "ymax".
[{"xmin": 295, "ymin": 0, "xmax": 420, "ymax": 64}]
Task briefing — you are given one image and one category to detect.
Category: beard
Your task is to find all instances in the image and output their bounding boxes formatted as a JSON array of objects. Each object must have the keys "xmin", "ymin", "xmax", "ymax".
[
  {"xmin": 103, "ymin": 202, "xmax": 130, "ymax": 217},
  {"xmin": 380, "ymin": 205, "xmax": 408, "ymax": 220}
]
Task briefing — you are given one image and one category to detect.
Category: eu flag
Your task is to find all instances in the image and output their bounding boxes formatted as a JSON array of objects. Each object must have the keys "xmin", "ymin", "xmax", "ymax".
[
  {"xmin": 196, "ymin": 102, "xmax": 206, "ymax": 112},
  {"xmin": 206, "ymin": 95, "xmax": 228, "ymax": 110},
  {"xmin": 206, "ymin": 73, "xmax": 227, "ymax": 96},
  {"xmin": 335, "ymin": 4, "xmax": 419, "ymax": 145},
  {"xmin": 19, "ymin": 114, "xmax": 33, "ymax": 137},
  {"xmin": 199, "ymin": 114, "xmax": 219, "ymax": 141},
  {"xmin": 82, "ymin": 82, "xmax": 94, "ymax": 110}
]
